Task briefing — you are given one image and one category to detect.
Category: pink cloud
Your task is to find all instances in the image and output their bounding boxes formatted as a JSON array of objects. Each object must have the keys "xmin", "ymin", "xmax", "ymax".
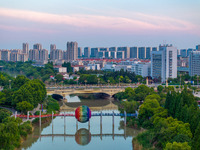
[{"xmin": 0, "ymin": 8, "xmax": 199, "ymax": 35}]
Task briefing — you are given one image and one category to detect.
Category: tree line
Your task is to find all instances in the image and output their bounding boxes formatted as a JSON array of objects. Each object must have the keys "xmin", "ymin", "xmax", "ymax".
[{"xmin": 116, "ymin": 85, "xmax": 200, "ymax": 149}]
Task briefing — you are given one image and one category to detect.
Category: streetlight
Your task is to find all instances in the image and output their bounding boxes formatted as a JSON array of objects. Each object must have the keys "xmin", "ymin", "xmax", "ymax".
[
  {"xmin": 9, "ymin": 80, "xmax": 11, "ymax": 89},
  {"xmin": 119, "ymin": 78, "xmax": 120, "ymax": 86}
]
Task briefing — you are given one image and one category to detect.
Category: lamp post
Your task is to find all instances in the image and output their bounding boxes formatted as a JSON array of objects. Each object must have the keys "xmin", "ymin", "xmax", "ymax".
[
  {"xmin": 119, "ymin": 78, "xmax": 120, "ymax": 86},
  {"xmin": 9, "ymin": 80, "xmax": 11, "ymax": 89},
  {"xmin": 180, "ymin": 74, "xmax": 182, "ymax": 89}
]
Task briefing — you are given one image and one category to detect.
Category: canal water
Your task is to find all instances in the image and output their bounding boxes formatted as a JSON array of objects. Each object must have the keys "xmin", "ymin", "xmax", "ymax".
[{"xmin": 19, "ymin": 95, "xmax": 141, "ymax": 150}]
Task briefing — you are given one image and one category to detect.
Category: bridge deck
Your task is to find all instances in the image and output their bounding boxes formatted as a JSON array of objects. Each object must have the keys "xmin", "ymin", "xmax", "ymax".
[{"xmin": 16, "ymin": 113, "xmax": 137, "ymax": 118}]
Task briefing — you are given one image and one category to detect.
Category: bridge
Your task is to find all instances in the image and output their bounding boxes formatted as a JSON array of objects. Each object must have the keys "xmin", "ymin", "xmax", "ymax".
[
  {"xmin": 47, "ymin": 87, "xmax": 125, "ymax": 97},
  {"xmin": 30, "ymin": 111, "xmax": 137, "ymax": 142}
]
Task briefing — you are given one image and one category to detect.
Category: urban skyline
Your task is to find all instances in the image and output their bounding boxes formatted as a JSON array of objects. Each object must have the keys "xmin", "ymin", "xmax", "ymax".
[{"xmin": 0, "ymin": 0, "xmax": 200, "ymax": 49}]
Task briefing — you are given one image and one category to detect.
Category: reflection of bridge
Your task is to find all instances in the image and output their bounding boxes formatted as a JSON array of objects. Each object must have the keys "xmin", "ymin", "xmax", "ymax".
[
  {"xmin": 47, "ymin": 88, "xmax": 125, "ymax": 97},
  {"xmin": 60, "ymin": 101, "xmax": 118, "ymax": 111}
]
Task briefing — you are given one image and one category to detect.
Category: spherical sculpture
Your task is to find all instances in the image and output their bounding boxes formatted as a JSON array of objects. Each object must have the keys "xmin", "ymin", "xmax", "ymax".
[{"xmin": 75, "ymin": 105, "xmax": 91, "ymax": 123}]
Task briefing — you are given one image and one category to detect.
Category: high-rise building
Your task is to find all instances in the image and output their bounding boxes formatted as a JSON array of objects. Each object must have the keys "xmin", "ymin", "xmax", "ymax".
[
  {"xmin": 151, "ymin": 45, "xmax": 177, "ymax": 82},
  {"xmin": 117, "ymin": 51, "xmax": 124, "ymax": 59},
  {"xmin": 66, "ymin": 41, "xmax": 78, "ymax": 61},
  {"xmin": 22, "ymin": 43, "xmax": 29, "ymax": 54},
  {"xmin": 189, "ymin": 51, "xmax": 200, "ymax": 76},
  {"xmin": 117, "ymin": 47, "xmax": 130, "ymax": 58},
  {"xmin": 99, "ymin": 47, "xmax": 109, "ymax": 52},
  {"xmin": 105, "ymin": 51, "xmax": 111, "ymax": 58},
  {"xmin": 84, "ymin": 47, "xmax": 91, "ymax": 58},
  {"xmin": 20, "ymin": 54, "xmax": 28, "ymax": 62},
  {"xmin": 97, "ymin": 51, "xmax": 105, "ymax": 58},
  {"xmin": 91, "ymin": 48, "xmax": 99, "ymax": 58},
  {"xmin": 138, "ymin": 47, "xmax": 146, "ymax": 59},
  {"xmin": 109, "ymin": 47, "xmax": 117, "ymax": 51},
  {"xmin": 152, "ymin": 47, "xmax": 158, "ymax": 51},
  {"xmin": 50, "ymin": 44, "xmax": 56, "ymax": 51},
  {"xmin": 50, "ymin": 44, "xmax": 56, "ymax": 60},
  {"xmin": 146, "ymin": 47, "xmax": 151, "ymax": 59},
  {"xmin": 33, "ymin": 43, "xmax": 42, "ymax": 50},
  {"xmin": 78, "ymin": 47, "xmax": 82, "ymax": 58},
  {"xmin": 130, "ymin": 47, "xmax": 138, "ymax": 58},
  {"xmin": 29, "ymin": 49, "xmax": 39, "ymax": 61},
  {"xmin": 196, "ymin": 45, "xmax": 200, "ymax": 51},
  {"xmin": 187, "ymin": 49, "xmax": 194, "ymax": 57},
  {"xmin": 1, "ymin": 50, "xmax": 11, "ymax": 61},
  {"xmin": 180, "ymin": 49, "xmax": 187, "ymax": 57},
  {"xmin": 55, "ymin": 49, "xmax": 63, "ymax": 60},
  {"xmin": 110, "ymin": 51, "xmax": 117, "ymax": 59},
  {"xmin": 39, "ymin": 49, "xmax": 48, "ymax": 61},
  {"xmin": 10, "ymin": 53, "xmax": 20, "ymax": 62}
]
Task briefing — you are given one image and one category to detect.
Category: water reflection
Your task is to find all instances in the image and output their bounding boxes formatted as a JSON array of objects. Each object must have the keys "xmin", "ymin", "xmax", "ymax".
[{"xmin": 75, "ymin": 128, "xmax": 91, "ymax": 146}]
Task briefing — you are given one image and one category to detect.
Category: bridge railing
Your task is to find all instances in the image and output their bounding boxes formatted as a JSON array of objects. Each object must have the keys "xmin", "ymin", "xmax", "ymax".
[{"xmin": 16, "ymin": 113, "xmax": 137, "ymax": 118}]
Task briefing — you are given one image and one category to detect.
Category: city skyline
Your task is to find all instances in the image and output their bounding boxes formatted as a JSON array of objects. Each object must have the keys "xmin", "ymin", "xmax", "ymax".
[{"xmin": 0, "ymin": 0, "xmax": 200, "ymax": 49}]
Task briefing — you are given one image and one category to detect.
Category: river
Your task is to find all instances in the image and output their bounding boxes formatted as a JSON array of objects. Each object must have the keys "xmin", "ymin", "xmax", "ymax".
[{"xmin": 19, "ymin": 94, "xmax": 141, "ymax": 150}]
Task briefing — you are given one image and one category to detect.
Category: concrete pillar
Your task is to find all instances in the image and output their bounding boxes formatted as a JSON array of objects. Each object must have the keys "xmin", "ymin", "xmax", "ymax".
[
  {"xmin": 39, "ymin": 110, "xmax": 41, "ymax": 127},
  {"xmin": 124, "ymin": 111, "xmax": 127, "ymax": 127},
  {"xmin": 27, "ymin": 111, "xmax": 29, "ymax": 120},
  {"xmin": 88, "ymin": 120, "xmax": 90, "ymax": 131},
  {"xmin": 15, "ymin": 111, "xmax": 17, "ymax": 119},
  {"xmin": 64, "ymin": 111, "xmax": 66, "ymax": 141},
  {"xmin": 52, "ymin": 111, "xmax": 54, "ymax": 127},
  {"xmin": 112, "ymin": 111, "xmax": 114, "ymax": 140},
  {"xmin": 100, "ymin": 111, "xmax": 102, "ymax": 140},
  {"xmin": 76, "ymin": 120, "xmax": 78, "ymax": 131},
  {"xmin": 124, "ymin": 125, "xmax": 126, "ymax": 140},
  {"xmin": 100, "ymin": 111, "xmax": 102, "ymax": 126}
]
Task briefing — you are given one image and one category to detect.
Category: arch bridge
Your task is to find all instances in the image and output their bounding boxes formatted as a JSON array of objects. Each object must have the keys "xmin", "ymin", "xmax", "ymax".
[{"xmin": 47, "ymin": 88, "xmax": 125, "ymax": 97}]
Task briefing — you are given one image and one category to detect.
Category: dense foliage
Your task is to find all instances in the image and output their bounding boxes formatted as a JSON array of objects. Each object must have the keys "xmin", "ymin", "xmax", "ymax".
[
  {"xmin": 0, "ymin": 73, "xmax": 47, "ymax": 113},
  {"xmin": 0, "ymin": 108, "xmax": 32, "ymax": 150},
  {"xmin": 0, "ymin": 61, "xmax": 56, "ymax": 82}
]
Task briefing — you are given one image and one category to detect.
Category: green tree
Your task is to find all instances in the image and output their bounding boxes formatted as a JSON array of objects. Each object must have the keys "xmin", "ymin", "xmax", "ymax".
[
  {"xmin": 62, "ymin": 62, "xmax": 73, "ymax": 73},
  {"xmin": 16, "ymin": 101, "xmax": 34, "ymax": 114},
  {"xmin": 12, "ymin": 75, "xmax": 30, "ymax": 89},
  {"xmin": 164, "ymin": 142, "xmax": 191, "ymax": 150},
  {"xmin": 192, "ymin": 123, "xmax": 200, "ymax": 150},
  {"xmin": 157, "ymin": 85, "xmax": 164, "ymax": 93},
  {"xmin": 55, "ymin": 74, "xmax": 63, "ymax": 82}
]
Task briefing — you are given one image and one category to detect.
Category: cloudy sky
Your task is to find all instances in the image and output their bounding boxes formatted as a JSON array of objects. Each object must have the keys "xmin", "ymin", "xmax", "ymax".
[{"xmin": 0, "ymin": 0, "xmax": 199, "ymax": 50}]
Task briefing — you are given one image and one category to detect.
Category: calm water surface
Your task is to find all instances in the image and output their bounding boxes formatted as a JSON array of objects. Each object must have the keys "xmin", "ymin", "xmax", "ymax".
[{"xmin": 19, "ymin": 95, "xmax": 141, "ymax": 150}]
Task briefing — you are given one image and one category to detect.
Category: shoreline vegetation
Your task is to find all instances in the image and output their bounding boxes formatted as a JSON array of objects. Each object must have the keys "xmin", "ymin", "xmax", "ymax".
[{"xmin": 116, "ymin": 85, "xmax": 200, "ymax": 150}]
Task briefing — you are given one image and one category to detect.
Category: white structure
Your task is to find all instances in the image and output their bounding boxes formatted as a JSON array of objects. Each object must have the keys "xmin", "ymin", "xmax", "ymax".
[
  {"xmin": 53, "ymin": 66, "xmax": 67, "ymax": 73},
  {"xmin": 131, "ymin": 62, "xmax": 151, "ymax": 77},
  {"xmin": 189, "ymin": 51, "xmax": 200, "ymax": 76},
  {"xmin": 151, "ymin": 45, "xmax": 177, "ymax": 82},
  {"xmin": 115, "ymin": 65, "xmax": 132, "ymax": 72}
]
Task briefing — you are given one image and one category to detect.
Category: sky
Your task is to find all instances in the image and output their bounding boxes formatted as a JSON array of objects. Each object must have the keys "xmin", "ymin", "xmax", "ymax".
[{"xmin": 0, "ymin": 0, "xmax": 200, "ymax": 50}]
